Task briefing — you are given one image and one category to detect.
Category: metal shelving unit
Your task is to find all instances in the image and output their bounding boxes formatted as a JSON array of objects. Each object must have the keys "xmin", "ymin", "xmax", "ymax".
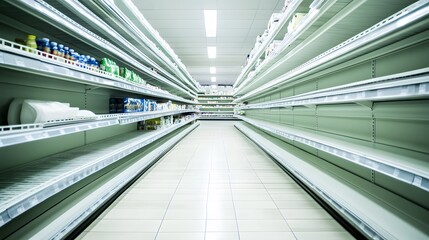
[
  {"xmin": 0, "ymin": 117, "xmax": 199, "ymax": 228},
  {"xmin": 0, "ymin": 38, "xmax": 196, "ymax": 104},
  {"xmin": 235, "ymin": 122, "xmax": 429, "ymax": 240},
  {"xmin": 235, "ymin": 0, "xmax": 429, "ymax": 99},
  {"xmin": 4, "ymin": 0, "xmax": 196, "ymax": 98},
  {"xmin": 234, "ymin": 0, "xmax": 311, "ymax": 88},
  {"xmin": 0, "ymin": 1, "xmax": 201, "ymax": 237},
  {"xmin": 78, "ymin": 0, "xmax": 199, "ymax": 93},
  {"xmin": 112, "ymin": 0, "xmax": 198, "ymax": 90},
  {"xmin": 198, "ymin": 95, "xmax": 236, "ymax": 120},
  {"xmin": 51, "ymin": 0, "xmax": 199, "ymax": 94}
]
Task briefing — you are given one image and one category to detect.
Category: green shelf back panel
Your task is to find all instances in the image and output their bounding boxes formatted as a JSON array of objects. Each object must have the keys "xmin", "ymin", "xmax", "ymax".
[
  {"xmin": 374, "ymin": 100, "xmax": 429, "ymax": 154},
  {"xmin": 317, "ymin": 104, "xmax": 372, "ymax": 142}
]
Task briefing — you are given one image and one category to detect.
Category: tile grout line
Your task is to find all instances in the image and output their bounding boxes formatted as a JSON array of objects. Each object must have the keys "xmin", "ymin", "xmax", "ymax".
[
  {"xmin": 153, "ymin": 131, "xmax": 199, "ymax": 240},
  {"xmin": 225, "ymin": 125, "xmax": 242, "ymax": 240},
  {"xmin": 243, "ymin": 127, "xmax": 298, "ymax": 239}
]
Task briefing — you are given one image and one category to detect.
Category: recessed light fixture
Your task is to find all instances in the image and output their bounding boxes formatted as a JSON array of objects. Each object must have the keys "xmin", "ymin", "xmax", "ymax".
[
  {"xmin": 204, "ymin": 10, "xmax": 217, "ymax": 37},
  {"xmin": 210, "ymin": 67, "xmax": 216, "ymax": 74},
  {"xmin": 211, "ymin": 77, "xmax": 216, "ymax": 82},
  {"xmin": 207, "ymin": 46, "xmax": 216, "ymax": 59}
]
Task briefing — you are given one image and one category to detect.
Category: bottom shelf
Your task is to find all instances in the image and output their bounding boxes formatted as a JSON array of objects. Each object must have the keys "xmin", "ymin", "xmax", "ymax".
[
  {"xmin": 0, "ymin": 117, "xmax": 198, "ymax": 228},
  {"xmin": 235, "ymin": 122, "xmax": 429, "ymax": 240}
]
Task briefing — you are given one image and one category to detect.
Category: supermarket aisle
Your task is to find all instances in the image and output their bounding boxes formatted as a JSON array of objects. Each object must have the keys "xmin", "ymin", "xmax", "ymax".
[{"xmin": 78, "ymin": 121, "xmax": 353, "ymax": 240}]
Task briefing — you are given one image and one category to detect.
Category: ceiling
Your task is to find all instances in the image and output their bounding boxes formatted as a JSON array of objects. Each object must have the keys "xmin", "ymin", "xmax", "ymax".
[{"xmin": 133, "ymin": 0, "xmax": 284, "ymax": 86}]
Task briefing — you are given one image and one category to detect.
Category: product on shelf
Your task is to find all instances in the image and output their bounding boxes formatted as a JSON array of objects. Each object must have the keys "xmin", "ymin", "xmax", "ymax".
[
  {"xmin": 265, "ymin": 40, "xmax": 282, "ymax": 58},
  {"xmin": 7, "ymin": 98, "xmax": 95, "ymax": 124},
  {"xmin": 100, "ymin": 58, "xmax": 120, "ymax": 76},
  {"xmin": 109, "ymin": 97, "xmax": 159, "ymax": 113},
  {"xmin": 139, "ymin": 118, "xmax": 161, "ymax": 130},
  {"xmin": 26, "ymin": 35, "xmax": 37, "ymax": 53},
  {"xmin": 268, "ymin": 13, "xmax": 282, "ymax": 32},
  {"xmin": 287, "ymin": 13, "xmax": 306, "ymax": 33}
]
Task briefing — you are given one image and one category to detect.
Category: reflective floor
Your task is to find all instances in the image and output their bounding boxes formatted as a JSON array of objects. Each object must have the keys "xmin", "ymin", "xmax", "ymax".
[{"xmin": 78, "ymin": 121, "xmax": 354, "ymax": 240}]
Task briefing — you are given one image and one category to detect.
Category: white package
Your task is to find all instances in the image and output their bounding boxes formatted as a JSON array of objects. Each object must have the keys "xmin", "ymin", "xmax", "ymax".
[{"xmin": 20, "ymin": 100, "xmax": 77, "ymax": 124}]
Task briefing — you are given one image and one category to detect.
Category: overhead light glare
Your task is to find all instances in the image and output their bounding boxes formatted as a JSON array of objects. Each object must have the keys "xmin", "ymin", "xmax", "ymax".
[
  {"xmin": 211, "ymin": 77, "xmax": 216, "ymax": 82},
  {"xmin": 207, "ymin": 46, "xmax": 216, "ymax": 59},
  {"xmin": 210, "ymin": 67, "xmax": 216, "ymax": 74},
  {"xmin": 204, "ymin": 10, "xmax": 217, "ymax": 37}
]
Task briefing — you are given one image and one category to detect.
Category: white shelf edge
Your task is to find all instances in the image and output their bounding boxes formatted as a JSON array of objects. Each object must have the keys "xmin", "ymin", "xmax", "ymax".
[
  {"xmin": 237, "ymin": 116, "xmax": 429, "ymax": 192},
  {"xmin": 0, "ymin": 117, "xmax": 199, "ymax": 227},
  {"xmin": 237, "ymin": 68, "xmax": 429, "ymax": 110},
  {"xmin": 0, "ymin": 109, "xmax": 197, "ymax": 148}
]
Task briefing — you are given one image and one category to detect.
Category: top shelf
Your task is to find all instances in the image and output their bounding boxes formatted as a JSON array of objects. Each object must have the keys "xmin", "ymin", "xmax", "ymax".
[
  {"xmin": 111, "ymin": 0, "xmax": 199, "ymax": 90},
  {"xmin": 234, "ymin": 0, "xmax": 311, "ymax": 88},
  {"xmin": 235, "ymin": 0, "xmax": 429, "ymax": 101},
  {"xmin": 3, "ymin": 0, "xmax": 196, "ymax": 98},
  {"xmin": 0, "ymin": 38, "xmax": 196, "ymax": 105},
  {"xmin": 71, "ymin": 0, "xmax": 199, "ymax": 93}
]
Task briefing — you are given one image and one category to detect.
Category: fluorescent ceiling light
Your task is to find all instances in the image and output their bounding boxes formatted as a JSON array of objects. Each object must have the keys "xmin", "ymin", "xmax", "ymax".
[
  {"xmin": 207, "ymin": 46, "xmax": 216, "ymax": 59},
  {"xmin": 210, "ymin": 67, "xmax": 216, "ymax": 74},
  {"xmin": 211, "ymin": 77, "xmax": 216, "ymax": 82},
  {"xmin": 204, "ymin": 10, "xmax": 217, "ymax": 37}
]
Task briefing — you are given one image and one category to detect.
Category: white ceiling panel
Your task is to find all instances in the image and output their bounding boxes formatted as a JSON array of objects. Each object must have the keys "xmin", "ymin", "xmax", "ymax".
[{"xmin": 135, "ymin": 0, "xmax": 283, "ymax": 86}]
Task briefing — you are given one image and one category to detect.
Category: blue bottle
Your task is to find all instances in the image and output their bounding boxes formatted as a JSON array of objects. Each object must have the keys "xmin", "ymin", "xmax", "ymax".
[
  {"xmin": 58, "ymin": 44, "xmax": 65, "ymax": 58},
  {"xmin": 50, "ymin": 42, "xmax": 58, "ymax": 56}
]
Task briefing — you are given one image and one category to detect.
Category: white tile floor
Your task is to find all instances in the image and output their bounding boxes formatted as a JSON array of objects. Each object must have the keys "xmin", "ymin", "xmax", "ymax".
[{"xmin": 78, "ymin": 121, "xmax": 354, "ymax": 240}]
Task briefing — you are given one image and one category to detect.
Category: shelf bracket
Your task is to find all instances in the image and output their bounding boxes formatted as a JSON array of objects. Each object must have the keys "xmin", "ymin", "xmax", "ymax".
[
  {"xmin": 355, "ymin": 101, "xmax": 373, "ymax": 109},
  {"xmin": 304, "ymin": 104, "xmax": 317, "ymax": 109}
]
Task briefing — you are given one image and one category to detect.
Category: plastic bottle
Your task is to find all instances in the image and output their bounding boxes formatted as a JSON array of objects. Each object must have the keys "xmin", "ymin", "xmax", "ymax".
[
  {"xmin": 58, "ymin": 44, "xmax": 65, "ymax": 58},
  {"xmin": 64, "ymin": 46, "xmax": 70, "ymax": 59},
  {"xmin": 42, "ymin": 38, "xmax": 50, "ymax": 53},
  {"xmin": 50, "ymin": 42, "xmax": 58, "ymax": 56},
  {"xmin": 36, "ymin": 38, "xmax": 44, "ymax": 51},
  {"xmin": 68, "ymin": 49, "xmax": 75, "ymax": 61},
  {"xmin": 26, "ymin": 35, "xmax": 37, "ymax": 53}
]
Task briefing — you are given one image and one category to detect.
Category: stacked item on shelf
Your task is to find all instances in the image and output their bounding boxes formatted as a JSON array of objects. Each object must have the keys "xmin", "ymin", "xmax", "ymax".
[
  {"xmin": 16, "ymin": 34, "xmax": 100, "ymax": 70},
  {"xmin": 139, "ymin": 114, "xmax": 197, "ymax": 130},
  {"xmin": 287, "ymin": 13, "xmax": 307, "ymax": 33},
  {"xmin": 8, "ymin": 98, "xmax": 96, "ymax": 125},
  {"xmin": 109, "ymin": 97, "xmax": 157, "ymax": 113},
  {"xmin": 265, "ymin": 40, "xmax": 283, "ymax": 58},
  {"xmin": 13, "ymin": 34, "xmax": 153, "ymax": 89},
  {"xmin": 267, "ymin": 13, "xmax": 282, "ymax": 33}
]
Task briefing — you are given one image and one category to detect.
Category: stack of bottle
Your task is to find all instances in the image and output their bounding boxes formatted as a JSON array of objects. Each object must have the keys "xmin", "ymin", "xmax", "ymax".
[{"xmin": 16, "ymin": 35, "xmax": 100, "ymax": 70}]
